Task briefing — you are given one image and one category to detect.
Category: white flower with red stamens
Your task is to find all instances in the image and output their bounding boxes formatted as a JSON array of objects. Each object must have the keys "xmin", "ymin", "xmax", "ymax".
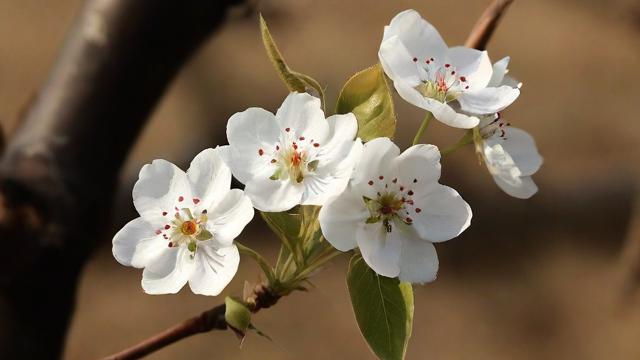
[
  {"xmin": 112, "ymin": 148, "xmax": 254, "ymax": 296},
  {"xmin": 476, "ymin": 58, "xmax": 542, "ymax": 199},
  {"xmin": 378, "ymin": 9, "xmax": 520, "ymax": 129},
  {"xmin": 220, "ymin": 92, "xmax": 363, "ymax": 212},
  {"xmin": 319, "ymin": 138, "xmax": 472, "ymax": 283}
]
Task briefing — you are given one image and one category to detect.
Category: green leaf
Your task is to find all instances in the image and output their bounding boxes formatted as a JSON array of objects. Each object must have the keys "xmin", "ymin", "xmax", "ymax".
[
  {"xmin": 347, "ymin": 254, "xmax": 414, "ymax": 360},
  {"xmin": 259, "ymin": 14, "xmax": 325, "ymax": 108},
  {"xmin": 225, "ymin": 297, "xmax": 252, "ymax": 340},
  {"xmin": 336, "ymin": 63, "xmax": 397, "ymax": 142}
]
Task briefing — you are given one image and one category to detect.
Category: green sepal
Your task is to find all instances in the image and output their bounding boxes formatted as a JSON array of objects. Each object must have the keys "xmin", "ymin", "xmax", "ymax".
[
  {"xmin": 224, "ymin": 297, "xmax": 252, "ymax": 341},
  {"xmin": 196, "ymin": 229, "xmax": 213, "ymax": 241}
]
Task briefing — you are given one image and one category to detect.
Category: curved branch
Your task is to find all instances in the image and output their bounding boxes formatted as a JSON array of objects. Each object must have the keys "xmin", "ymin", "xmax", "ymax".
[
  {"xmin": 464, "ymin": 0, "xmax": 515, "ymax": 50},
  {"xmin": 102, "ymin": 283, "xmax": 280, "ymax": 360}
]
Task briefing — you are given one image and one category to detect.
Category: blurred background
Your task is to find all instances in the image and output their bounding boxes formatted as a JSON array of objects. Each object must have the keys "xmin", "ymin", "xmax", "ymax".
[{"xmin": 2, "ymin": 0, "xmax": 640, "ymax": 358}]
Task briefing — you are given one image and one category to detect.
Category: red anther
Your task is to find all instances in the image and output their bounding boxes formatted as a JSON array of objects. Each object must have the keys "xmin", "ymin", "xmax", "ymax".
[
  {"xmin": 193, "ymin": 198, "xmax": 200, "ymax": 204},
  {"xmin": 164, "ymin": 224, "xmax": 170, "ymax": 230},
  {"xmin": 178, "ymin": 196, "xmax": 184, "ymax": 202},
  {"xmin": 415, "ymin": 208, "xmax": 422, "ymax": 213},
  {"xmin": 258, "ymin": 149, "xmax": 264, "ymax": 156},
  {"xmin": 368, "ymin": 180, "xmax": 374, "ymax": 186}
]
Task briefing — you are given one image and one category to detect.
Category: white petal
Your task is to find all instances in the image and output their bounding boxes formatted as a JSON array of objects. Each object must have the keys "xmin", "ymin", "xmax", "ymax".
[
  {"xmin": 394, "ymin": 81, "xmax": 480, "ymax": 128},
  {"xmin": 188, "ymin": 245, "xmax": 239, "ymax": 296},
  {"xmin": 488, "ymin": 127, "xmax": 542, "ymax": 176},
  {"xmin": 112, "ymin": 217, "xmax": 167, "ymax": 268},
  {"xmin": 488, "ymin": 56, "xmax": 510, "ymax": 87},
  {"xmin": 383, "ymin": 9, "xmax": 448, "ymax": 64},
  {"xmin": 394, "ymin": 144, "xmax": 441, "ymax": 195},
  {"xmin": 186, "ymin": 148, "xmax": 231, "ymax": 211},
  {"xmin": 356, "ymin": 223, "xmax": 402, "ymax": 278},
  {"xmin": 319, "ymin": 185, "xmax": 369, "ymax": 252},
  {"xmin": 208, "ymin": 189, "xmax": 254, "ymax": 246},
  {"xmin": 398, "ymin": 237, "xmax": 439, "ymax": 284},
  {"xmin": 316, "ymin": 113, "xmax": 358, "ymax": 168},
  {"xmin": 446, "ymin": 47, "xmax": 493, "ymax": 89},
  {"xmin": 141, "ymin": 247, "xmax": 195, "ymax": 295},
  {"xmin": 244, "ymin": 177, "xmax": 304, "ymax": 212},
  {"xmin": 351, "ymin": 138, "xmax": 400, "ymax": 197},
  {"xmin": 303, "ymin": 139, "xmax": 363, "ymax": 206},
  {"xmin": 133, "ymin": 159, "xmax": 191, "ymax": 226},
  {"xmin": 275, "ymin": 92, "xmax": 329, "ymax": 143},
  {"xmin": 378, "ymin": 36, "xmax": 422, "ymax": 85},
  {"xmin": 493, "ymin": 174, "xmax": 538, "ymax": 199},
  {"xmin": 502, "ymin": 74, "xmax": 522, "ymax": 89},
  {"xmin": 225, "ymin": 107, "xmax": 281, "ymax": 184},
  {"xmin": 411, "ymin": 184, "xmax": 472, "ymax": 242},
  {"xmin": 458, "ymin": 86, "xmax": 520, "ymax": 115}
]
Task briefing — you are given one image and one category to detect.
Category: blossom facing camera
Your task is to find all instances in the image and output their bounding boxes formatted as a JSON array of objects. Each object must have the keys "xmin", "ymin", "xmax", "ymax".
[
  {"xmin": 319, "ymin": 138, "xmax": 472, "ymax": 283},
  {"xmin": 221, "ymin": 92, "xmax": 363, "ymax": 212},
  {"xmin": 112, "ymin": 148, "xmax": 254, "ymax": 296},
  {"xmin": 477, "ymin": 57, "xmax": 542, "ymax": 199},
  {"xmin": 378, "ymin": 9, "xmax": 520, "ymax": 129}
]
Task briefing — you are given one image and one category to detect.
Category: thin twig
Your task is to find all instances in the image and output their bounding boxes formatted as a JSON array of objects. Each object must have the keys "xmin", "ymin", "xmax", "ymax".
[
  {"xmin": 102, "ymin": 284, "xmax": 280, "ymax": 360},
  {"xmin": 100, "ymin": 2, "xmax": 516, "ymax": 359},
  {"xmin": 464, "ymin": 0, "xmax": 515, "ymax": 50}
]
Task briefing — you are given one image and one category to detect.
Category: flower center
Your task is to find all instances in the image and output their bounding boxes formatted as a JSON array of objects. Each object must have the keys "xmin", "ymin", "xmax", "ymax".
[
  {"xmin": 363, "ymin": 176, "xmax": 422, "ymax": 233},
  {"xmin": 411, "ymin": 57, "xmax": 469, "ymax": 103},
  {"xmin": 154, "ymin": 196, "xmax": 213, "ymax": 256},
  {"xmin": 261, "ymin": 129, "xmax": 322, "ymax": 183},
  {"xmin": 180, "ymin": 220, "xmax": 198, "ymax": 236}
]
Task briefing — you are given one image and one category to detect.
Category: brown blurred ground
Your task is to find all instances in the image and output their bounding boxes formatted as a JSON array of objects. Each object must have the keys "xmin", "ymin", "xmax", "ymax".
[{"xmin": 2, "ymin": 0, "xmax": 640, "ymax": 359}]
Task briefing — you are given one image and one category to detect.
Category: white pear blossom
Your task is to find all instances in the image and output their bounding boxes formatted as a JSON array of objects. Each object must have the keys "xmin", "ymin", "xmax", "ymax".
[
  {"xmin": 378, "ymin": 9, "xmax": 520, "ymax": 129},
  {"xmin": 221, "ymin": 92, "xmax": 362, "ymax": 212},
  {"xmin": 477, "ymin": 57, "xmax": 542, "ymax": 199},
  {"xmin": 112, "ymin": 148, "xmax": 254, "ymax": 296},
  {"xmin": 319, "ymin": 137, "xmax": 472, "ymax": 283}
]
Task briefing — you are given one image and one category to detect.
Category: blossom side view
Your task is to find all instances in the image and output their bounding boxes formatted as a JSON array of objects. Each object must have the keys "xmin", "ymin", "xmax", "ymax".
[
  {"xmin": 319, "ymin": 137, "xmax": 472, "ymax": 283},
  {"xmin": 221, "ymin": 92, "xmax": 363, "ymax": 212},
  {"xmin": 112, "ymin": 148, "xmax": 254, "ymax": 296},
  {"xmin": 378, "ymin": 9, "xmax": 520, "ymax": 129},
  {"xmin": 477, "ymin": 57, "xmax": 543, "ymax": 199}
]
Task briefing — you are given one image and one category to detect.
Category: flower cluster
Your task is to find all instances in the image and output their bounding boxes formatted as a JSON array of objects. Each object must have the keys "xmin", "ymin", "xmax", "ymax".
[{"xmin": 112, "ymin": 9, "xmax": 541, "ymax": 296}]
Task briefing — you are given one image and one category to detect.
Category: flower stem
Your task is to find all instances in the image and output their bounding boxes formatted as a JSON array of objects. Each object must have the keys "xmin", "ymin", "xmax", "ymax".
[
  {"xmin": 441, "ymin": 129, "xmax": 475, "ymax": 156},
  {"xmin": 412, "ymin": 112, "xmax": 433, "ymax": 145}
]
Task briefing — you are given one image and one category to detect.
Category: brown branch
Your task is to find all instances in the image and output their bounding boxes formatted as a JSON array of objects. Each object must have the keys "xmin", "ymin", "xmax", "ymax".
[
  {"xmin": 103, "ymin": 283, "xmax": 280, "ymax": 360},
  {"xmin": 0, "ymin": 0, "xmax": 243, "ymax": 358},
  {"xmin": 464, "ymin": 0, "xmax": 515, "ymax": 50}
]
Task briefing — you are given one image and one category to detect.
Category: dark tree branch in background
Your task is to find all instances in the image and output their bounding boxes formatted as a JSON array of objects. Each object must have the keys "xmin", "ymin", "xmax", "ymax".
[
  {"xmin": 464, "ymin": 0, "xmax": 514, "ymax": 49},
  {"xmin": 101, "ymin": 1, "xmax": 516, "ymax": 359},
  {"xmin": 0, "ymin": 0, "xmax": 242, "ymax": 358}
]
